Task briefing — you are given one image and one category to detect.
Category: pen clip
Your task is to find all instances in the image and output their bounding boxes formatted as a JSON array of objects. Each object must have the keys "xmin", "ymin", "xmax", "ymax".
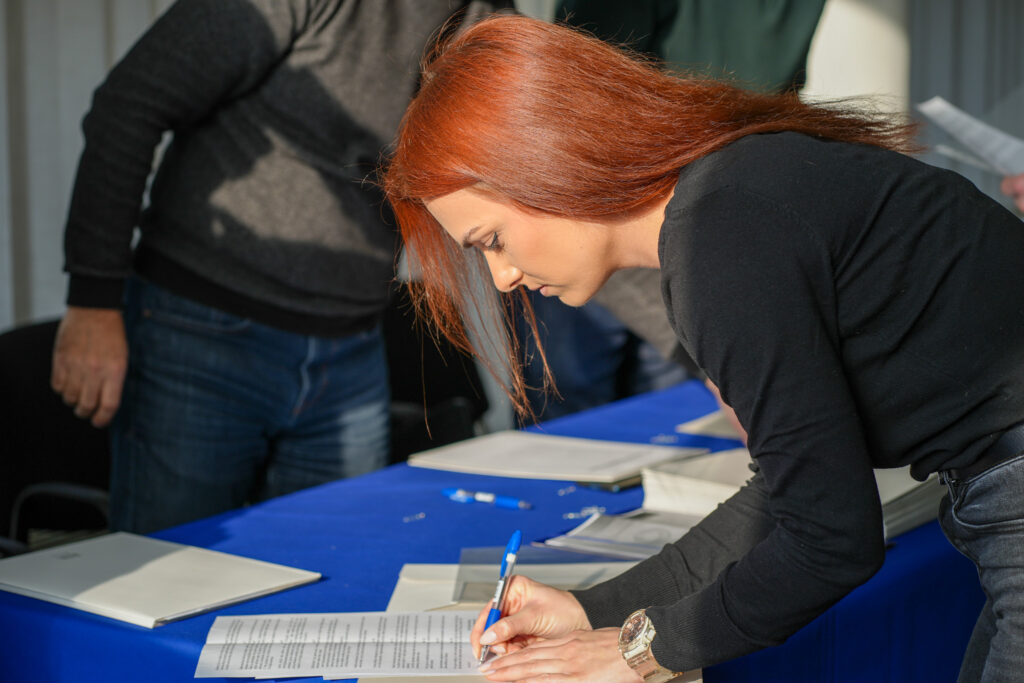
[{"xmin": 500, "ymin": 530, "xmax": 522, "ymax": 577}]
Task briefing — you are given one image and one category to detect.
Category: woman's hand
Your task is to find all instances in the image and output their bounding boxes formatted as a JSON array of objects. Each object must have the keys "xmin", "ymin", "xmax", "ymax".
[
  {"xmin": 471, "ymin": 575, "xmax": 591, "ymax": 658},
  {"xmin": 479, "ymin": 628, "xmax": 643, "ymax": 682}
]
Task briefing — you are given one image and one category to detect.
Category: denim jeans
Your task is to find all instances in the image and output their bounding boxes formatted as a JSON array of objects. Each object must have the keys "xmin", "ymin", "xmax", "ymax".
[
  {"xmin": 939, "ymin": 453, "xmax": 1024, "ymax": 683},
  {"xmin": 518, "ymin": 293, "xmax": 689, "ymax": 419},
  {"xmin": 111, "ymin": 277, "xmax": 389, "ymax": 533}
]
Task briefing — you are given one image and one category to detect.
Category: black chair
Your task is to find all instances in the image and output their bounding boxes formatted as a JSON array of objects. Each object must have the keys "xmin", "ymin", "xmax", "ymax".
[
  {"xmin": 0, "ymin": 319, "xmax": 111, "ymax": 556},
  {"xmin": 383, "ymin": 283, "xmax": 490, "ymax": 462}
]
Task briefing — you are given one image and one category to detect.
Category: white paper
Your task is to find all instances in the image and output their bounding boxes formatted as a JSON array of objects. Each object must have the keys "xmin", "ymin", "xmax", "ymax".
[
  {"xmin": 674, "ymin": 410, "xmax": 743, "ymax": 439},
  {"xmin": 385, "ymin": 562, "xmax": 637, "ymax": 613},
  {"xmin": 641, "ymin": 448, "xmax": 754, "ymax": 517},
  {"xmin": 408, "ymin": 430, "xmax": 705, "ymax": 484},
  {"xmin": 917, "ymin": 96, "xmax": 1024, "ymax": 175},
  {"xmin": 541, "ymin": 510, "xmax": 701, "ymax": 560},
  {"xmin": 195, "ymin": 611, "xmax": 481, "ymax": 678}
]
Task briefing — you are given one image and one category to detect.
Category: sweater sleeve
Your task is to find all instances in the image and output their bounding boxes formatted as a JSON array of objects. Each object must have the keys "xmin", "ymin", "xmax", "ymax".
[
  {"xmin": 63, "ymin": 0, "xmax": 323, "ymax": 307},
  {"xmin": 578, "ymin": 186, "xmax": 887, "ymax": 672}
]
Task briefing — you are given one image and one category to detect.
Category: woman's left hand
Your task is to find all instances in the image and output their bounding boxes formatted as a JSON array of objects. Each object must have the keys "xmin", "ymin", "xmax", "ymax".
[{"xmin": 478, "ymin": 627, "xmax": 643, "ymax": 682}]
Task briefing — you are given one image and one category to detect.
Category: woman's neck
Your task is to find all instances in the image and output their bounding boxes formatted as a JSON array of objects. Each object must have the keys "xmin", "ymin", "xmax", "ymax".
[{"xmin": 609, "ymin": 188, "xmax": 675, "ymax": 269}]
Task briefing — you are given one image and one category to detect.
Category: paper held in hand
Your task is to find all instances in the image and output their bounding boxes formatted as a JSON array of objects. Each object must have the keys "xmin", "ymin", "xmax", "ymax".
[{"xmin": 916, "ymin": 96, "xmax": 1024, "ymax": 175}]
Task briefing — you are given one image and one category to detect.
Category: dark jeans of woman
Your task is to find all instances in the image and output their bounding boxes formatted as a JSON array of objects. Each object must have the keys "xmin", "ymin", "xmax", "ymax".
[{"xmin": 940, "ymin": 453, "xmax": 1024, "ymax": 683}]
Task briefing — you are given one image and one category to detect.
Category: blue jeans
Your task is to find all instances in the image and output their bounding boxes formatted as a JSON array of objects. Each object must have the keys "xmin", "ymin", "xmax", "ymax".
[
  {"xmin": 111, "ymin": 278, "xmax": 389, "ymax": 533},
  {"xmin": 940, "ymin": 453, "xmax": 1024, "ymax": 682},
  {"xmin": 519, "ymin": 294, "xmax": 688, "ymax": 419}
]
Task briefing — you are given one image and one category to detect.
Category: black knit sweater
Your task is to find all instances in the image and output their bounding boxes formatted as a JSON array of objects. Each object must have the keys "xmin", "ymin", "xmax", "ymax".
[{"xmin": 575, "ymin": 131, "xmax": 1024, "ymax": 671}]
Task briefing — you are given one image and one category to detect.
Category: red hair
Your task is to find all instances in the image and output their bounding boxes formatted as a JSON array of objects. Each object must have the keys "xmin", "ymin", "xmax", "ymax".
[{"xmin": 383, "ymin": 14, "xmax": 917, "ymax": 416}]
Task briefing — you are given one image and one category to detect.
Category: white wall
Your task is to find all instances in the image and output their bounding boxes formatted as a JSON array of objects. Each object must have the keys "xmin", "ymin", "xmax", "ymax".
[
  {"xmin": 803, "ymin": 0, "xmax": 911, "ymax": 109},
  {"xmin": 0, "ymin": 0, "xmax": 174, "ymax": 330}
]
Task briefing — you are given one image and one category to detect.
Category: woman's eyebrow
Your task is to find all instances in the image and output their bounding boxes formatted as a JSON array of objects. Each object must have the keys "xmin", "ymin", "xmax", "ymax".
[{"xmin": 461, "ymin": 225, "xmax": 482, "ymax": 248}]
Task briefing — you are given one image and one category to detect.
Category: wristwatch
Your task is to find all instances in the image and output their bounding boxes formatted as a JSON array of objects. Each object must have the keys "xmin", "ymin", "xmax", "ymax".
[{"xmin": 618, "ymin": 609, "xmax": 685, "ymax": 682}]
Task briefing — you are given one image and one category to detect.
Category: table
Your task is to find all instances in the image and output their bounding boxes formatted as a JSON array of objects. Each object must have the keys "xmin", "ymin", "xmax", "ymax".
[{"xmin": 0, "ymin": 380, "xmax": 984, "ymax": 682}]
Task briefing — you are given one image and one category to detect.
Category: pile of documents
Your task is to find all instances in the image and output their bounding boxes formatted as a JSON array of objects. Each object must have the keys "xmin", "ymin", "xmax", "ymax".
[
  {"xmin": 194, "ymin": 610, "xmax": 483, "ymax": 679},
  {"xmin": 193, "ymin": 559, "xmax": 704, "ymax": 681},
  {"xmin": 407, "ymin": 430, "xmax": 705, "ymax": 490},
  {"xmin": 540, "ymin": 410, "xmax": 948, "ymax": 559}
]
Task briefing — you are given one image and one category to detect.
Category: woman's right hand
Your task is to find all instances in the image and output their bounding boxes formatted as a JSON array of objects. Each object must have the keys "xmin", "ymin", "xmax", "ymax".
[{"xmin": 470, "ymin": 575, "xmax": 592, "ymax": 658}]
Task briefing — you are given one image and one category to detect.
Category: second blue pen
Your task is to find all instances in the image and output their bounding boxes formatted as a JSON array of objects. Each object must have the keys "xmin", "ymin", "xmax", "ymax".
[{"xmin": 442, "ymin": 487, "xmax": 533, "ymax": 510}]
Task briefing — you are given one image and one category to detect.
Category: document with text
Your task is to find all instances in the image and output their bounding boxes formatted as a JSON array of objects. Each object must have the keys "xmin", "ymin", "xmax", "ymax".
[
  {"xmin": 194, "ymin": 611, "xmax": 480, "ymax": 678},
  {"xmin": 917, "ymin": 96, "xmax": 1024, "ymax": 175}
]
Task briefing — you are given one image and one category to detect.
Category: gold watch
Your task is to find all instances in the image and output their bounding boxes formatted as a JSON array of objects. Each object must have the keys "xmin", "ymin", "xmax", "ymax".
[{"xmin": 618, "ymin": 609, "xmax": 685, "ymax": 683}]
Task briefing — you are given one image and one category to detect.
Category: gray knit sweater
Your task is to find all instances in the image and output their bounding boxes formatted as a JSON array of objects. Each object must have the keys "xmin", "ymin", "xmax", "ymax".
[{"xmin": 64, "ymin": 0, "xmax": 509, "ymax": 335}]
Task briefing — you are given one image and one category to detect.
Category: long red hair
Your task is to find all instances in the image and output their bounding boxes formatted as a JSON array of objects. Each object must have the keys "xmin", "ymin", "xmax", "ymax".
[{"xmin": 383, "ymin": 14, "xmax": 917, "ymax": 416}]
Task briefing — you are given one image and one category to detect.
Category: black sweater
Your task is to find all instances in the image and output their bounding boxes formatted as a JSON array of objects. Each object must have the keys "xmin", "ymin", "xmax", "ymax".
[
  {"xmin": 63, "ymin": 0, "xmax": 507, "ymax": 335},
  {"xmin": 575, "ymin": 132, "xmax": 1024, "ymax": 670}
]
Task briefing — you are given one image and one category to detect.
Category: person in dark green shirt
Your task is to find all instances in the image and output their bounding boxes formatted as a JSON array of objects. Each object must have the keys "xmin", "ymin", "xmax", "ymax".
[{"xmin": 520, "ymin": 0, "xmax": 827, "ymax": 419}]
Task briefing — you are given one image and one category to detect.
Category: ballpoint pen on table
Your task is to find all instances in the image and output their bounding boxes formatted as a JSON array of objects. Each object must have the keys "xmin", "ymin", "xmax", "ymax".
[
  {"xmin": 479, "ymin": 529, "xmax": 522, "ymax": 663},
  {"xmin": 442, "ymin": 487, "xmax": 533, "ymax": 510}
]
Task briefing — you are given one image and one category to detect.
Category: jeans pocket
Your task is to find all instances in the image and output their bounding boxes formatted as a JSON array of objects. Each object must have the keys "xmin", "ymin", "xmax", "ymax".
[
  {"xmin": 140, "ymin": 283, "xmax": 252, "ymax": 335},
  {"xmin": 950, "ymin": 454, "xmax": 1024, "ymax": 530}
]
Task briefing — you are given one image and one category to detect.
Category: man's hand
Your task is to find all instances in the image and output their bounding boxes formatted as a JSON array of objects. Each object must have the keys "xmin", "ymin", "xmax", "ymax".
[
  {"xmin": 1000, "ymin": 173, "xmax": 1024, "ymax": 213},
  {"xmin": 51, "ymin": 307, "xmax": 128, "ymax": 427}
]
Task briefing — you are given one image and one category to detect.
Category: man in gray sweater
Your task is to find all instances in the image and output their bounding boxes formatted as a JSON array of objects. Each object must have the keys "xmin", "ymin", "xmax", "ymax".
[{"xmin": 50, "ymin": 0, "xmax": 508, "ymax": 534}]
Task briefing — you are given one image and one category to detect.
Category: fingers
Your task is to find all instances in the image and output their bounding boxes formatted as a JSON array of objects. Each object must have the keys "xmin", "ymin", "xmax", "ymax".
[
  {"xmin": 471, "ymin": 600, "xmax": 495, "ymax": 658},
  {"xmin": 51, "ymin": 307, "xmax": 128, "ymax": 427},
  {"xmin": 479, "ymin": 629, "xmax": 640, "ymax": 683},
  {"xmin": 92, "ymin": 367, "xmax": 127, "ymax": 427}
]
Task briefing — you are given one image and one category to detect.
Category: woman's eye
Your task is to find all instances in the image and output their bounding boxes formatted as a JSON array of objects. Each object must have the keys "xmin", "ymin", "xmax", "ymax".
[{"xmin": 484, "ymin": 234, "xmax": 501, "ymax": 250}]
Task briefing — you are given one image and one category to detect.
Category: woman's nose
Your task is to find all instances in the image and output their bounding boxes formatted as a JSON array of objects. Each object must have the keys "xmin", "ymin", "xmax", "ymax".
[{"xmin": 487, "ymin": 254, "xmax": 522, "ymax": 292}]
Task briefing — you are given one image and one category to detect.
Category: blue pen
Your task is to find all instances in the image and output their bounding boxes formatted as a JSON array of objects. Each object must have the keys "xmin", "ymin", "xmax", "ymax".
[
  {"xmin": 479, "ymin": 529, "xmax": 522, "ymax": 663},
  {"xmin": 443, "ymin": 487, "xmax": 533, "ymax": 510}
]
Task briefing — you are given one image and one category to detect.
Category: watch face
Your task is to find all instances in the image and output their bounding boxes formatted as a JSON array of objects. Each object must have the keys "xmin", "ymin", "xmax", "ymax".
[{"xmin": 619, "ymin": 611, "xmax": 646, "ymax": 647}]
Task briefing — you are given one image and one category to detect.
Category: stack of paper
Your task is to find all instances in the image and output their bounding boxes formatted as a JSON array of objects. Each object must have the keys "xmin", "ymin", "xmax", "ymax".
[
  {"xmin": 874, "ymin": 468, "xmax": 948, "ymax": 540},
  {"xmin": 0, "ymin": 532, "xmax": 320, "ymax": 628},
  {"xmin": 362, "ymin": 561, "xmax": 703, "ymax": 683},
  {"xmin": 539, "ymin": 509, "xmax": 704, "ymax": 560},
  {"xmin": 194, "ymin": 560, "xmax": 704, "ymax": 681},
  {"xmin": 541, "ymin": 410, "xmax": 947, "ymax": 559},
  {"xmin": 194, "ymin": 611, "xmax": 482, "ymax": 679},
  {"xmin": 641, "ymin": 447, "xmax": 755, "ymax": 517},
  {"xmin": 675, "ymin": 410, "xmax": 945, "ymax": 540},
  {"xmin": 408, "ymin": 430, "xmax": 705, "ymax": 490}
]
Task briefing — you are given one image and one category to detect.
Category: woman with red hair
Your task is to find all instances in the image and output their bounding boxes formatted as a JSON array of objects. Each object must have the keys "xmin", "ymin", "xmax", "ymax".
[{"xmin": 384, "ymin": 14, "xmax": 1024, "ymax": 683}]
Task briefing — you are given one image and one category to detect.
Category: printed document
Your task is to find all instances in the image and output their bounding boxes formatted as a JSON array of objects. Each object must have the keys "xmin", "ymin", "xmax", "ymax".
[
  {"xmin": 194, "ymin": 611, "xmax": 480, "ymax": 678},
  {"xmin": 917, "ymin": 96, "xmax": 1024, "ymax": 175}
]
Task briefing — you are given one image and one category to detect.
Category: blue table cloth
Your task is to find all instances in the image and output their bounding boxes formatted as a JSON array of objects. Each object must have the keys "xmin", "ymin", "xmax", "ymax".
[{"xmin": 0, "ymin": 380, "xmax": 983, "ymax": 682}]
